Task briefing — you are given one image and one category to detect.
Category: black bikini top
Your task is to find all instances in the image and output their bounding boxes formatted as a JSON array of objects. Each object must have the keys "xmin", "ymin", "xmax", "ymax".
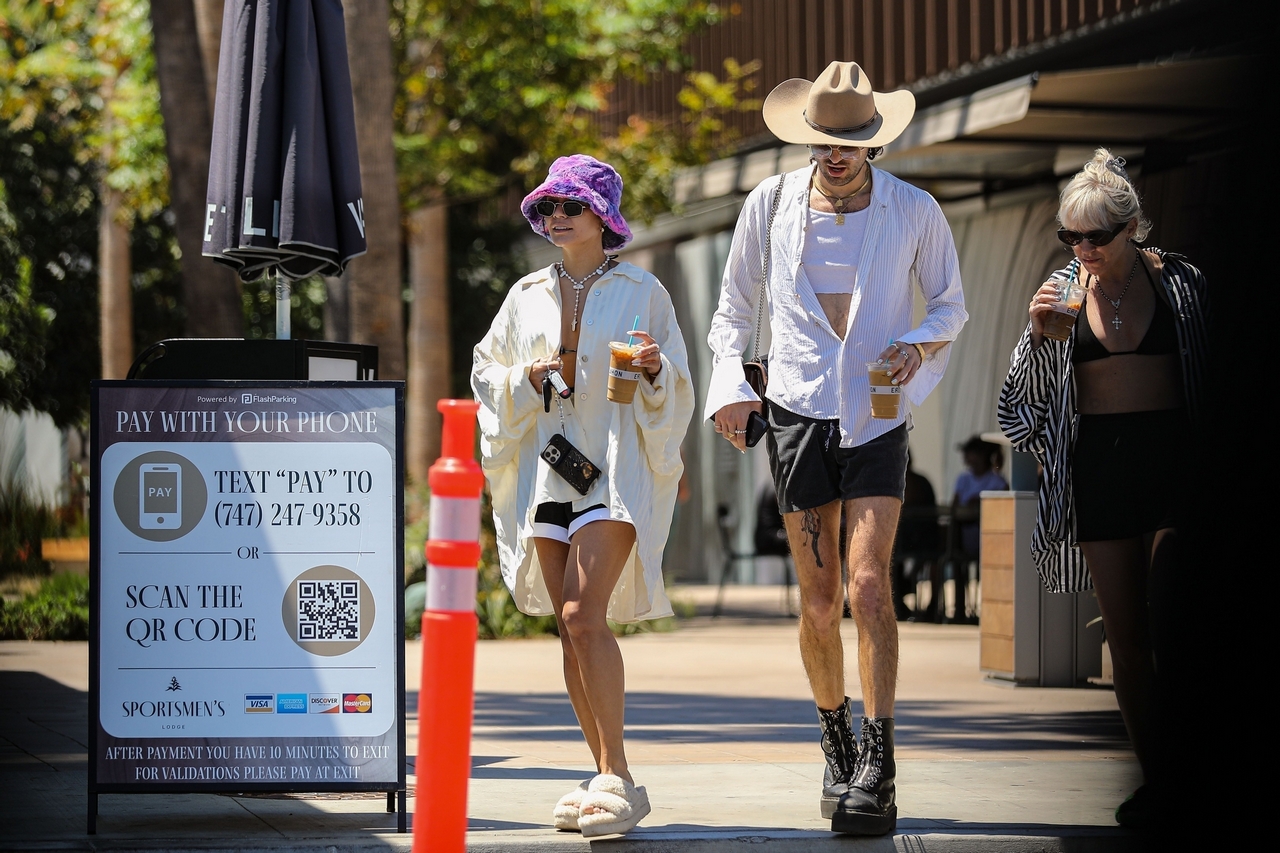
[{"xmin": 1072, "ymin": 260, "xmax": 1178, "ymax": 364}]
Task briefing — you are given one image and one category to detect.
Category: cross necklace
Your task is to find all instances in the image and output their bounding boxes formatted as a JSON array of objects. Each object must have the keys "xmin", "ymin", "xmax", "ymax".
[
  {"xmin": 810, "ymin": 166, "xmax": 871, "ymax": 225},
  {"xmin": 556, "ymin": 258, "xmax": 611, "ymax": 331},
  {"xmin": 1091, "ymin": 252, "xmax": 1141, "ymax": 330}
]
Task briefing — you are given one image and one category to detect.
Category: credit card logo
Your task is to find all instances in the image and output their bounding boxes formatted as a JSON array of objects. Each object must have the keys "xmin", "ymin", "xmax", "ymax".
[
  {"xmin": 276, "ymin": 693, "xmax": 307, "ymax": 714},
  {"xmin": 308, "ymin": 693, "xmax": 341, "ymax": 714},
  {"xmin": 342, "ymin": 693, "xmax": 372, "ymax": 713},
  {"xmin": 244, "ymin": 694, "xmax": 274, "ymax": 713}
]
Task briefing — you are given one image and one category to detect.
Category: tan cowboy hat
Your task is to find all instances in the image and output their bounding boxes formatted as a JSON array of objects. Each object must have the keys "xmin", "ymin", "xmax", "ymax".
[{"xmin": 763, "ymin": 61, "xmax": 915, "ymax": 148}]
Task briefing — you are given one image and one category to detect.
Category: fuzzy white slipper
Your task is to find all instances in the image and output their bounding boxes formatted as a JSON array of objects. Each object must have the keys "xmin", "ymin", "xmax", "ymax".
[
  {"xmin": 552, "ymin": 780, "xmax": 591, "ymax": 831},
  {"xmin": 577, "ymin": 774, "xmax": 651, "ymax": 838}
]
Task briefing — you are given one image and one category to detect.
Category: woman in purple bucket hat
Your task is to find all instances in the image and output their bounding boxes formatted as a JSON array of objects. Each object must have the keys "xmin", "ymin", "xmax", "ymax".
[{"xmin": 472, "ymin": 155, "xmax": 694, "ymax": 837}]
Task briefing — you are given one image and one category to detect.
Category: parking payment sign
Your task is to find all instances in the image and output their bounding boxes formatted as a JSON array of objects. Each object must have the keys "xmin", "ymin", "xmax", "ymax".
[{"xmin": 90, "ymin": 382, "xmax": 404, "ymax": 791}]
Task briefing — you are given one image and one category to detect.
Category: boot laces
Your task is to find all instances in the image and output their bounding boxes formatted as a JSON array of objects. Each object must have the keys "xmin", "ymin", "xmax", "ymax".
[{"xmin": 819, "ymin": 706, "xmax": 856, "ymax": 781}]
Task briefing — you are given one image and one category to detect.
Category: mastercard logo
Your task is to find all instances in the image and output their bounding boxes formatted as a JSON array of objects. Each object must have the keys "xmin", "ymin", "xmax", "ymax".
[{"xmin": 342, "ymin": 693, "xmax": 372, "ymax": 713}]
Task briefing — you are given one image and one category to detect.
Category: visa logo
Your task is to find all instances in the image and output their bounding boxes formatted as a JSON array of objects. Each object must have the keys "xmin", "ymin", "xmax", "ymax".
[{"xmin": 244, "ymin": 694, "xmax": 274, "ymax": 713}]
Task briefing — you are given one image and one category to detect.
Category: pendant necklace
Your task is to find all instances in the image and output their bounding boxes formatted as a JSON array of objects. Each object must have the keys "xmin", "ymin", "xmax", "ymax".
[
  {"xmin": 556, "ymin": 258, "xmax": 611, "ymax": 331},
  {"xmin": 811, "ymin": 166, "xmax": 871, "ymax": 225},
  {"xmin": 1092, "ymin": 252, "xmax": 1140, "ymax": 330}
]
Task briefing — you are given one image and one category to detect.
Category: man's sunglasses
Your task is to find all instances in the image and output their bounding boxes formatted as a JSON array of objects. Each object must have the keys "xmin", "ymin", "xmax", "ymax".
[
  {"xmin": 809, "ymin": 145, "xmax": 861, "ymax": 159},
  {"xmin": 1056, "ymin": 222, "xmax": 1127, "ymax": 247},
  {"xmin": 535, "ymin": 200, "xmax": 587, "ymax": 217}
]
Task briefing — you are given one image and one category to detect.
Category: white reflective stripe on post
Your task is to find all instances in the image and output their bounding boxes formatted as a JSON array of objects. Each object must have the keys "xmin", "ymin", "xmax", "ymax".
[
  {"xmin": 429, "ymin": 496, "xmax": 481, "ymax": 543},
  {"xmin": 426, "ymin": 564, "xmax": 478, "ymax": 613}
]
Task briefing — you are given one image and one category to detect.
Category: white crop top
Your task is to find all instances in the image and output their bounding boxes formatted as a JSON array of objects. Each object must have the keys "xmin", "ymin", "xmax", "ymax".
[{"xmin": 801, "ymin": 207, "xmax": 867, "ymax": 294}]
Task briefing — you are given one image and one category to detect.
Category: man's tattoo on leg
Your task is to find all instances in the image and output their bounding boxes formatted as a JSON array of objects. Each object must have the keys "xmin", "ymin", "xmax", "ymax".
[{"xmin": 802, "ymin": 508, "xmax": 823, "ymax": 568}]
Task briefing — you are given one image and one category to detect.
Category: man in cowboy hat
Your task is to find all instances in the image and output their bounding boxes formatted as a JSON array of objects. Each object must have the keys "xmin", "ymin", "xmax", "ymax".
[{"xmin": 705, "ymin": 61, "xmax": 967, "ymax": 835}]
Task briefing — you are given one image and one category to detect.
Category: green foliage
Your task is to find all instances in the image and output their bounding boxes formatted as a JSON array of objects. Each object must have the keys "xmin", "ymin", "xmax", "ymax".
[
  {"xmin": 0, "ymin": 114, "xmax": 100, "ymax": 425},
  {"xmin": 447, "ymin": 199, "xmax": 530, "ymax": 396},
  {"xmin": 0, "ymin": 0, "xmax": 169, "ymax": 220},
  {"xmin": 0, "ymin": 476, "xmax": 54, "ymax": 578},
  {"xmin": 0, "ymin": 0, "xmax": 180, "ymax": 424},
  {"xmin": 390, "ymin": 0, "xmax": 757, "ymax": 221},
  {"xmin": 0, "ymin": 572, "xmax": 90, "ymax": 640},
  {"xmin": 241, "ymin": 275, "xmax": 327, "ymax": 341}
]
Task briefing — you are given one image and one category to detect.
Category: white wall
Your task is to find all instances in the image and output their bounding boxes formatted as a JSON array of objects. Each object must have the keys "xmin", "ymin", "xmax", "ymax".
[{"xmin": 0, "ymin": 407, "xmax": 64, "ymax": 506}]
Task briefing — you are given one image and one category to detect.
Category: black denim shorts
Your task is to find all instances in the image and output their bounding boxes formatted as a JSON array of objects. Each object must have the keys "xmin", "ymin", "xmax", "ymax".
[{"xmin": 765, "ymin": 405, "xmax": 909, "ymax": 513}]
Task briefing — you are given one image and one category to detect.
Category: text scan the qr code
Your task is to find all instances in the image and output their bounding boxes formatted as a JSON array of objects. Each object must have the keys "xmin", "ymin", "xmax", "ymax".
[{"xmin": 297, "ymin": 580, "xmax": 360, "ymax": 640}]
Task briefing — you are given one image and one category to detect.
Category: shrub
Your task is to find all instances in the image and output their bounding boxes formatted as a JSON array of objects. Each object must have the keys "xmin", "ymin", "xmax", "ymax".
[
  {"xmin": 0, "ymin": 478, "xmax": 53, "ymax": 578},
  {"xmin": 0, "ymin": 572, "xmax": 90, "ymax": 640}
]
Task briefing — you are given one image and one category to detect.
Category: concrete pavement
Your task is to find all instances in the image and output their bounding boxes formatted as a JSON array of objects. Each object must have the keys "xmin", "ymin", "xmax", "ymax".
[{"xmin": 0, "ymin": 586, "xmax": 1142, "ymax": 851}]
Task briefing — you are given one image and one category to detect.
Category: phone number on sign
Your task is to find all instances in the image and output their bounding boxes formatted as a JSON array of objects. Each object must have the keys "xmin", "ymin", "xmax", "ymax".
[{"xmin": 213, "ymin": 502, "xmax": 361, "ymax": 528}]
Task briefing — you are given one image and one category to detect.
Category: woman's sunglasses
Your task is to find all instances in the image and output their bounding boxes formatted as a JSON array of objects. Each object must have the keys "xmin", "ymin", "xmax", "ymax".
[
  {"xmin": 1056, "ymin": 222, "xmax": 1126, "ymax": 247},
  {"xmin": 535, "ymin": 200, "xmax": 587, "ymax": 217}
]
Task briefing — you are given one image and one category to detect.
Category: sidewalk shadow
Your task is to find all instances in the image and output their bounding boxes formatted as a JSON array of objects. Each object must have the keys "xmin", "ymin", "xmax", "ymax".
[{"xmin": 469, "ymin": 691, "xmax": 1128, "ymax": 752}]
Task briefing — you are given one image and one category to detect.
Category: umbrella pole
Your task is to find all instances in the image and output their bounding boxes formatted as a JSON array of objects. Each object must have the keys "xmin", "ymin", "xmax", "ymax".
[{"xmin": 274, "ymin": 270, "xmax": 291, "ymax": 340}]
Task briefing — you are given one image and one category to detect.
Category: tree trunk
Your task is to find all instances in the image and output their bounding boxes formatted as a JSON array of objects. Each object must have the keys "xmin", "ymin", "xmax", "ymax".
[
  {"xmin": 341, "ymin": 0, "xmax": 405, "ymax": 378},
  {"xmin": 323, "ymin": 274, "xmax": 350, "ymax": 341},
  {"xmin": 406, "ymin": 204, "xmax": 450, "ymax": 483},
  {"xmin": 149, "ymin": 0, "xmax": 243, "ymax": 339},
  {"xmin": 191, "ymin": 0, "xmax": 226, "ymax": 115},
  {"xmin": 99, "ymin": 187, "xmax": 133, "ymax": 379}
]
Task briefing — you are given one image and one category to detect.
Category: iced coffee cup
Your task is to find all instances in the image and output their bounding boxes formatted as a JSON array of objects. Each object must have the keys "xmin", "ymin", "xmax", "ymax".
[
  {"xmin": 607, "ymin": 342, "xmax": 642, "ymax": 404},
  {"xmin": 1042, "ymin": 278, "xmax": 1087, "ymax": 342},
  {"xmin": 867, "ymin": 361, "xmax": 902, "ymax": 419}
]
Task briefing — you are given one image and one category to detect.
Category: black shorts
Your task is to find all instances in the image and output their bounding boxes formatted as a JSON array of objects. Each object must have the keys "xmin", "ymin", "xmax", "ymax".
[
  {"xmin": 765, "ymin": 406, "xmax": 909, "ymax": 513},
  {"xmin": 1073, "ymin": 409, "xmax": 1188, "ymax": 542},
  {"xmin": 532, "ymin": 502, "xmax": 610, "ymax": 543}
]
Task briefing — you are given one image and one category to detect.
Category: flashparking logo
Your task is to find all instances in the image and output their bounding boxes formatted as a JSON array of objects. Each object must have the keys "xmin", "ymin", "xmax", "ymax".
[
  {"xmin": 308, "ymin": 693, "xmax": 340, "ymax": 714},
  {"xmin": 244, "ymin": 694, "xmax": 274, "ymax": 713}
]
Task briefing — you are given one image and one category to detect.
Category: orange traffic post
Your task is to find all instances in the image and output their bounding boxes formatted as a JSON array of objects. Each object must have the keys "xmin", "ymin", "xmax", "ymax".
[{"xmin": 413, "ymin": 399, "xmax": 484, "ymax": 853}]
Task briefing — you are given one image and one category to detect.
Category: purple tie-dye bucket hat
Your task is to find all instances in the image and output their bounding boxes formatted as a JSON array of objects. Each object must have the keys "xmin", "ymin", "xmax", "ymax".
[{"xmin": 521, "ymin": 155, "xmax": 633, "ymax": 251}]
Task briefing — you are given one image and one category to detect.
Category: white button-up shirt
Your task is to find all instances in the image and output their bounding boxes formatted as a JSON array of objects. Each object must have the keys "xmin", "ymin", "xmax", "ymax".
[
  {"xmin": 705, "ymin": 165, "xmax": 967, "ymax": 447},
  {"xmin": 472, "ymin": 262, "xmax": 694, "ymax": 622}
]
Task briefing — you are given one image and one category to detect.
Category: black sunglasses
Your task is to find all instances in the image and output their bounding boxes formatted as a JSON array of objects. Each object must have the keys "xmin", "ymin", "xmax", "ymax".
[
  {"xmin": 535, "ymin": 200, "xmax": 587, "ymax": 217},
  {"xmin": 1056, "ymin": 222, "xmax": 1127, "ymax": 247}
]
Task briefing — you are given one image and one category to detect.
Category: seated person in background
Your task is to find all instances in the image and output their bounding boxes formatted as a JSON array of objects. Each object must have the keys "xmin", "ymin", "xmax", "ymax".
[
  {"xmin": 952, "ymin": 436, "xmax": 1009, "ymax": 560},
  {"xmin": 893, "ymin": 452, "xmax": 939, "ymax": 620},
  {"xmin": 755, "ymin": 481, "xmax": 791, "ymax": 558}
]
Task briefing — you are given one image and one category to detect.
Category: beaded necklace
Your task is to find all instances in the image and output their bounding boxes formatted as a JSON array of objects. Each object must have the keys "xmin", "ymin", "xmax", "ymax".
[{"xmin": 556, "ymin": 258, "xmax": 612, "ymax": 332}]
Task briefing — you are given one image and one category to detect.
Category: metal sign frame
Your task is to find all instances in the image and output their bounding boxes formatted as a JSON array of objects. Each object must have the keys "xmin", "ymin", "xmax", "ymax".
[{"xmin": 88, "ymin": 380, "xmax": 406, "ymax": 833}]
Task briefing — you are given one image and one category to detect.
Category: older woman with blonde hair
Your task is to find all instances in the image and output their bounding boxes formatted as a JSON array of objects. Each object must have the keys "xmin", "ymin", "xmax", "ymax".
[{"xmin": 998, "ymin": 148, "xmax": 1208, "ymax": 828}]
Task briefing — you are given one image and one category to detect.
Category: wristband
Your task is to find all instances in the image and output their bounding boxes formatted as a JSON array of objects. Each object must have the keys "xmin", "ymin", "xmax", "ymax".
[{"xmin": 911, "ymin": 343, "xmax": 926, "ymax": 362}]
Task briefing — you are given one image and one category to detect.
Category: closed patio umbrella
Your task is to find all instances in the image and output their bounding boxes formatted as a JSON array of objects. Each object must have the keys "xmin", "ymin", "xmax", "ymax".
[{"xmin": 203, "ymin": 0, "xmax": 366, "ymax": 337}]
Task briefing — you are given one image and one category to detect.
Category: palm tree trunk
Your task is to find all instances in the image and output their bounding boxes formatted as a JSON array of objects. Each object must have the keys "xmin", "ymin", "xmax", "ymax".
[
  {"xmin": 406, "ymin": 203, "xmax": 450, "ymax": 482},
  {"xmin": 149, "ymin": 0, "xmax": 243, "ymax": 338},
  {"xmin": 99, "ymin": 187, "xmax": 132, "ymax": 379},
  {"xmin": 341, "ymin": 0, "xmax": 405, "ymax": 378},
  {"xmin": 191, "ymin": 0, "xmax": 226, "ymax": 114}
]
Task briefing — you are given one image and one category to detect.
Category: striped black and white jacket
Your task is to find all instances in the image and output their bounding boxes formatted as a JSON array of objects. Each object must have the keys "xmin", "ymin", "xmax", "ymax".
[{"xmin": 996, "ymin": 248, "xmax": 1209, "ymax": 593}]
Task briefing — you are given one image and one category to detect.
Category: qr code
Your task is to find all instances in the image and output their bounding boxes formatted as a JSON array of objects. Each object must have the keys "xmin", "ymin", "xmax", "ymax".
[{"xmin": 297, "ymin": 580, "xmax": 360, "ymax": 640}]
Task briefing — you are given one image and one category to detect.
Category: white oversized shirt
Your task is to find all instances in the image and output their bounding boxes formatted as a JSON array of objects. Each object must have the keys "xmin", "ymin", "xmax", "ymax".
[
  {"xmin": 705, "ymin": 165, "xmax": 967, "ymax": 447},
  {"xmin": 472, "ymin": 262, "xmax": 695, "ymax": 622}
]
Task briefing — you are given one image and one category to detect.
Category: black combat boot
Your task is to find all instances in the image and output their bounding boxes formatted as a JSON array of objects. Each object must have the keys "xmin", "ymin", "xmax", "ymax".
[
  {"xmin": 817, "ymin": 697, "xmax": 858, "ymax": 819},
  {"xmin": 832, "ymin": 716, "xmax": 896, "ymax": 835}
]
